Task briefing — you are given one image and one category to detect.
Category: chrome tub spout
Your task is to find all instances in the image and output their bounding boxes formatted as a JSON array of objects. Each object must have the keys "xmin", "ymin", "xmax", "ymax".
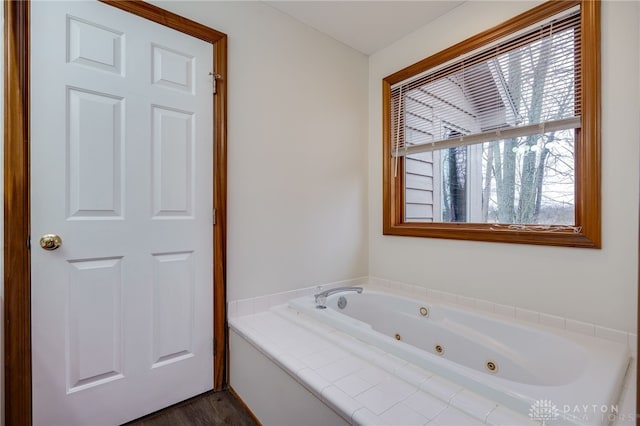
[{"xmin": 314, "ymin": 286, "xmax": 363, "ymax": 309}]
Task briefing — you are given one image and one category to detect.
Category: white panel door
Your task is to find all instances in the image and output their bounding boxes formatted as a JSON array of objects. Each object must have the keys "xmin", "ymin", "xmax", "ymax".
[{"xmin": 30, "ymin": 2, "xmax": 214, "ymax": 424}]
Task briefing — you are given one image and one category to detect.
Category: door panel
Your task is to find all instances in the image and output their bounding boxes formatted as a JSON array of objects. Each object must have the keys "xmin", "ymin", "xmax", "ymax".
[
  {"xmin": 67, "ymin": 88, "xmax": 124, "ymax": 218},
  {"xmin": 151, "ymin": 251, "xmax": 195, "ymax": 367},
  {"xmin": 31, "ymin": 1, "xmax": 214, "ymax": 424},
  {"xmin": 67, "ymin": 15, "xmax": 124, "ymax": 75},
  {"xmin": 67, "ymin": 257, "xmax": 124, "ymax": 393},
  {"xmin": 151, "ymin": 106, "xmax": 195, "ymax": 217}
]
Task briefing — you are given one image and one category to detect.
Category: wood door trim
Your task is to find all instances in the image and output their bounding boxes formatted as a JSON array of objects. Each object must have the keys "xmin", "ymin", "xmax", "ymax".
[
  {"xmin": 212, "ymin": 35, "xmax": 228, "ymax": 391},
  {"xmin": 100, "ymin": 0, "xmax": 226, "ymax": 44},
  {"xmin": 4, "ymin": 1, "xmax": 31, "ymax": 424},
  {"xmin": 4, "ymin": 1, "xmax": 228, "ymax": 424}
]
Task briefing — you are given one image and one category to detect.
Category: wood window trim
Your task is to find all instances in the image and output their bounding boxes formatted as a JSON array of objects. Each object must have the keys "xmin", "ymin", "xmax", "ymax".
[
  {"xmin": 382, "ymin": 0, "xmax": 601, "ymax": 248},
  {"xmin": 4, "ymin": 1, "xmax": 228, "ymax": 424}
]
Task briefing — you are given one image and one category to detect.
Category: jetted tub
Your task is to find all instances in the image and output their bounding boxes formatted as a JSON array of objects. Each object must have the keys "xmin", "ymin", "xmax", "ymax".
[{"xmin": 289, "ymin": 288, "xmax": 630, "ymax": 425}]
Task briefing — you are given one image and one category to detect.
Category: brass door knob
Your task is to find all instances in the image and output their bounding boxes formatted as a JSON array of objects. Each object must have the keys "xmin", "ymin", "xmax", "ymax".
[{"xmin": 40, "ymin": 234, "xmax": 62, "ymax": 251}]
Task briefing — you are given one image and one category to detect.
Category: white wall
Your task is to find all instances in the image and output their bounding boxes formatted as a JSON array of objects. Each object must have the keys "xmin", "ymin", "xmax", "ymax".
[
  {"xmin": 154, "ymin": 1, "xmax": 370, "ymax": 301},
  {"xmin": 368, "ymin": 0, "xmax": 639, "ymax": 333}
]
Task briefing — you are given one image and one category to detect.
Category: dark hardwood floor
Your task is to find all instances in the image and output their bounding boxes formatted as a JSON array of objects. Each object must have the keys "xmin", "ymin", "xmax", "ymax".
[{"xmin": 124, "ymin": 390, "xmax": 260, "ymax": 426}]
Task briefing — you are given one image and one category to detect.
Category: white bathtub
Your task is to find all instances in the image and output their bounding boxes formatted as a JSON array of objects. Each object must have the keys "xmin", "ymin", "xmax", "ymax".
[{"xmin": 289, "ymin": 289, "xmax": 630, "ymax": 425}]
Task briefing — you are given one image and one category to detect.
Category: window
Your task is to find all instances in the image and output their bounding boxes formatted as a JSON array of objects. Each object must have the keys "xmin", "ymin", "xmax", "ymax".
[{"xmin": 382, "ymin": 0, "xmax": 600, "ymax": 247}]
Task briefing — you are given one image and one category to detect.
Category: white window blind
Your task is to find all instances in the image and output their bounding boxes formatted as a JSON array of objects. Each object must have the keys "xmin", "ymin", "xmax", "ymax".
[{"xmin": 391, "ymin": 7, "xmax": 581, "ymax": 158}]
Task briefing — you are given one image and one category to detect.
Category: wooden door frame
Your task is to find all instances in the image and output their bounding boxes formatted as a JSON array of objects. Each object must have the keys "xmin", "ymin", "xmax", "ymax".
[{"xmin": 4, "ymin": 1, "xmax": 228, "ymax": 424}]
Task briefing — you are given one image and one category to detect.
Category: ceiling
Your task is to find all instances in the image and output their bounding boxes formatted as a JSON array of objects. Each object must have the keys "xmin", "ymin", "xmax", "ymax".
[{"xmin": 264, "ymin": 1, "xmax": 464, "ymax": 55}]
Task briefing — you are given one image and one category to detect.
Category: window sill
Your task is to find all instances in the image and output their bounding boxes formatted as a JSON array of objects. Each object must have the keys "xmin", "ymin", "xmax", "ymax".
[{"xmin": 383, "ymin": 222, "xmax": 600, "ymax": 248}]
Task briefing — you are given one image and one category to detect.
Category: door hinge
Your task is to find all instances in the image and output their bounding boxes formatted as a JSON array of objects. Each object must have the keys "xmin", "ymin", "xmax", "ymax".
[
  {"xmin": 212, "ymin": 338, "xmax": 216, "ymax": 357},
  {"xmin": 26, "ymin": 235, "xmax": 31, "ymax": 250},
  {"xmin": 209, "ymin": 72, "xmax": 222, "ymax": 95},
  {"xmin": 212, "ymin": 208, "xmax": 216, "ymax": 225}
]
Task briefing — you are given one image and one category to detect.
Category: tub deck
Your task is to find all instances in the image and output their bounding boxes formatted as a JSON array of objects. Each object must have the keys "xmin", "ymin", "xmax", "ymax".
[
  {"xmin": 230, "ymin": 305, "xmax": 538, "ymax": 425},
  {"xmin": 229, "ymin": 284, "xmax": 636, "ymax": 426}
]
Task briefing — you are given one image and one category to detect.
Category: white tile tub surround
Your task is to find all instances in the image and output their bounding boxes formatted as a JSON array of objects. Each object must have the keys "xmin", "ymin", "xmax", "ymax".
[
  {"xmin": 229, "ymin": 277, "xmax": 637, "ymax": 424},
  {"xmin": 229, "ymin": 306, "xmax": 528, "ymax": 426}
]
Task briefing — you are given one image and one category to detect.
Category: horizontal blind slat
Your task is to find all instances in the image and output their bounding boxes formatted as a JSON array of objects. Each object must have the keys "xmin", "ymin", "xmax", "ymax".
[
  {"xmin": 390, "ymin": 7, "xmax": 581, "ymax": 156},
  {"xmin": 392, "ymin": 116, "xmax": 580, "ymax": 157}
]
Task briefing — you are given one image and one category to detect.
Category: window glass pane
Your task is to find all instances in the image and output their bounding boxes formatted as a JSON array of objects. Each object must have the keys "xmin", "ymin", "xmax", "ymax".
[
  {"xmin": 483, "ymin": 131, "xmax": 575, "ymax": 225},
  {"xmin": 401, "ymin": 18, "xmax": 578, "ymax": 227},
  {"xmin": 405, "ymin": 130, "xmax": 575, "ymax": 225},
  {"xmin": 384, "ymin": 1, "xmax": 599, "ymax": 247}
]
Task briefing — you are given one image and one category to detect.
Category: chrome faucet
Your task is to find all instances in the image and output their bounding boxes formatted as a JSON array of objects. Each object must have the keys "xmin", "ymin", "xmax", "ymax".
[{"xmin": 314, "ymin": 286, "xmax": 363, "ymax": 309}]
